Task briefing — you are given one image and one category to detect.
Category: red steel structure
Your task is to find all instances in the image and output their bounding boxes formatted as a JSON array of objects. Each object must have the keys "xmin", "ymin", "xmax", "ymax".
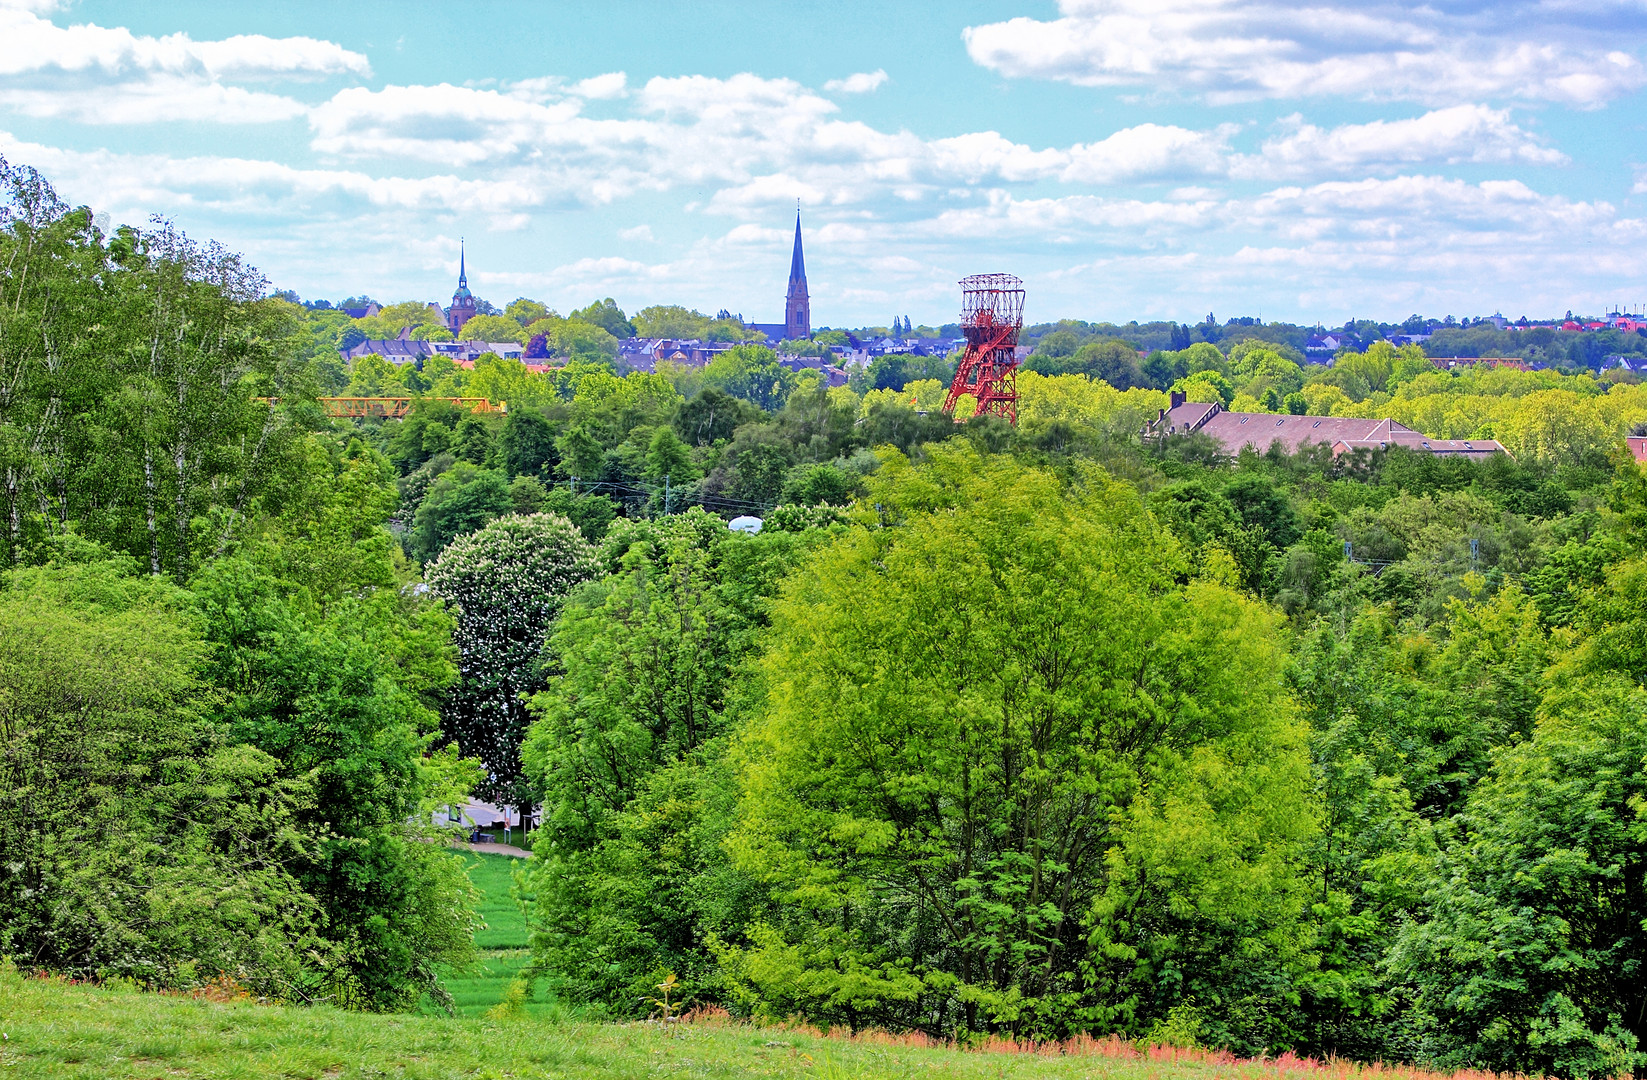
[{"xmin": 942, "ymin": 273, "xmax": 1025, "ymax": 424}]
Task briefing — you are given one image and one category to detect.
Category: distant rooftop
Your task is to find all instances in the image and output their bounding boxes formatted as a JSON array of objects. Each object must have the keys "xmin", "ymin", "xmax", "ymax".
[{"xmin": 1146, "ymin": 396, "xmax": 1506, "ymax": 459}]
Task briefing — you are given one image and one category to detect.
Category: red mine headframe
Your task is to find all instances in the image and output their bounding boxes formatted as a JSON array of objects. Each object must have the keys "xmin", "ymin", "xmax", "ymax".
[{"xmin": 942, "ymin": 273, "xmax": 1025, "ymax": 424}]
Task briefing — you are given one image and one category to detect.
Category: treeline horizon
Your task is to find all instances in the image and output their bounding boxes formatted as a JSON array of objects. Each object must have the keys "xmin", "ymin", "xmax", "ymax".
[
  {"xmin": 4, "ymin": 159, "xmax": 1647, "ymax": 1080},
  {"xmin": 294, "ymin": 285, "xmax": 1646, "ymax": 364}
]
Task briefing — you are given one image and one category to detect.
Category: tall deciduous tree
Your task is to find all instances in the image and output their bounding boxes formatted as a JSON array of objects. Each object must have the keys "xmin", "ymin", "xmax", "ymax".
[
  {"xmin": 723, "ymin": 448, "xmax": 1315, "ymax": 1041},
  {"xmin": 0, "ymin": 160, "xmax": 307, "ymax": 577}
]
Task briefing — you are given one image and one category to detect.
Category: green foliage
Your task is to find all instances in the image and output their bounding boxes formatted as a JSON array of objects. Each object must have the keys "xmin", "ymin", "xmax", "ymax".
[
  {"xmin": 777, "ymin": 462, "xmax": 859, "ymax": 506},
  {"xmin": 191, "ymin": 442, "xmax": 480, "ymax": 1010},
  {"xmin": 459, "ymin": 313, "xmax": 529, "ymax": 344},
  {"xmin": 1390, "ymin": 658, "xmax": 1647, "ymax": 1076},
  {"xmin": 505, "ymin": 297, "xmax": 552, "ymax": 327},
  {"xmin": 540, "ymin": 485, "xmax": 618, "ymax": 542},
  {"xmin": 410, "ymin": 463, "xmax": 511, "ymax": 564},
  {"xmin": 519, "ymin": 511, "xmax": 814, "ymax": 1006},
  {"xmin": 703, "ymin": 345, "xmax": 795, "ymax": 411},
  {"xmin": 13, "ymin": 155, "xmax": 1647, "ymax": 1061},
  {"xmin": 570, "ymin": 297, "xmax": 636, "ymax": 339},
  {"xmin": 676, "ymin": 387, "xmax": 762, "ymax": 447},
  {"xmin": 0, "ymin": 168, "xmax": 311, "ymax": 577},
  {"xmin": 1027, "ymin": 338, "xmax": 1143, "ymax": 388},
  {"xmin": 724, "ymin": 448, "xmax": 1314, "ymax": 1040},
  {"xmin": 866, "ymin": 351, "xmax": 955, "ymax": 391},
  {"xmin": 509, "ymin": 474, "xmax": 548, "ymax": 514},
  {"xmin": 500, "ymin": 408, "xmax": 559, "ymax": 478},
  {"xmin": 0, "ymin": 556, "xmax": 321, "ymax": 996},
  {"xmin": 645, "ymin": 426, "xmax": 698, "ymax": 484},
  {"xmin": 552, "ymin": 319, "xmax": 620, "ymax": 363}
]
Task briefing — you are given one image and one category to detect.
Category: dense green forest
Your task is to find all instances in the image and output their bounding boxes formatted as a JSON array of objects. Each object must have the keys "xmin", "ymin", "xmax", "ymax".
[{"xmin": 5, "ymin": 162, "xmax": 1647, "ymax": 1079}]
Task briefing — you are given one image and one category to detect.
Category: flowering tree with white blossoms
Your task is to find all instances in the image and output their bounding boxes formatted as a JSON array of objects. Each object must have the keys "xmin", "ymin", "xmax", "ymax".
[{"xmin": 426, "ymin": 513, "xmax": 601, "ymax": 820}]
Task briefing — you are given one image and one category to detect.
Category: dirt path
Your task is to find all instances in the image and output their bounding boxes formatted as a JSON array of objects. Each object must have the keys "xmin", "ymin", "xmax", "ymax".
[{"xmin": 459, "ymin": 841, "xmax": 531, "ymax": 858}]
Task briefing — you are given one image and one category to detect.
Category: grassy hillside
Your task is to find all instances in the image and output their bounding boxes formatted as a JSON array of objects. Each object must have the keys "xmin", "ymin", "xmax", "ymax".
[{"xmin": 0, "ymin": 971, "xmax": 1510, "ymax": 1080}]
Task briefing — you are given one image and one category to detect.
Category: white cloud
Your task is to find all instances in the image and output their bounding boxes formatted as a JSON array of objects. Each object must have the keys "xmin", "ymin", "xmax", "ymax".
[
  {"xmin": 571, "ymin": 72, "xmax": 627, "ymax": 100},
  {"xmin": 964, "ymin": 0, "xmax": 1647, "ymax": 106},
  {"xmin": 0, "ymin": 4, "xmax": 367, "ymax": 122},
  {"xmin": 1060, "ymin": 122, "xmax": 1237, "ymax": 183},
  {"xmin": 824, "ymin": 70, "xmax": 889, "ymax": 94},
  {"xmin": 0, "ymin": 132, "xmax": 541, "ymax": 220},
  {"xmin": 23, "ymin": 117, "xmax": 1640, "ymax": 321},
  {"xmin": 5, "ymin": 0, "xmax": 1631, "ymax": 323},
  {"xmin": 305, "ymin": 70, "xmax": 1581, "ymax": 224},
  {"xmin": 0, "ymin": 78, "xmax": 310, "ymax": 124},
  {"xmin": 1237, "ymin": 106, "xmax": 1568, "ymax": 179}
]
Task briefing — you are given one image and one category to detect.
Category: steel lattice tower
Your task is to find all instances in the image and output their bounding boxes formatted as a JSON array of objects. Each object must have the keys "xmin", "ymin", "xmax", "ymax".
[{"xmin": 942, "ymin": 274, "xmax": 1025, "ymax": 424}]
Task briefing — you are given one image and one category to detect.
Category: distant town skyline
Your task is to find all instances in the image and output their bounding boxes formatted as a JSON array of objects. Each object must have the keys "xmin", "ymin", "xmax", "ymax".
[{"xmin": 5, "ymin": 0, "xmax": 1645, "ymax": 325}]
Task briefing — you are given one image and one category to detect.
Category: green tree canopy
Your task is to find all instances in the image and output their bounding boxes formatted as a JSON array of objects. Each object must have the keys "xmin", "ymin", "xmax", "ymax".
[
  {"xmin": 723, "ymin": 448, "xmax": 1314, "ymax": 1039},
  {"xmin": 459, "ymin": 314, "xmax": 528, "ymax": 344},
  {"xmin": 570, "ymin": 297, "xmax": 635, "ymax": 339},
  {"xmin": 410, "ymin": 462, "xmax": 511, "ymax": 563},
  {"xmin": 703, "ymin": 345, "xmax": 795, "ymax": 411},
  {"xmin": 0, "ymin": 553, "xmax": 320, "ymax": 997},
  {"xmin": 506, "ymin": 297, "xmax": 551, "ymax": 326}
]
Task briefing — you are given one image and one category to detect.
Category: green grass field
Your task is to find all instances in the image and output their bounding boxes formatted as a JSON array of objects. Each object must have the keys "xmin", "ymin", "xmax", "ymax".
[
  {"xmin": 423, "ymin": 849, "xmax": 566, "ymax": 1019},
  {"xmin": 463, "ymin": 850, "xmax": 529, "ymax": 952},
  {"xmin": 0, "ymin": 970, "xmax": 1470, "ymax": 1080}
]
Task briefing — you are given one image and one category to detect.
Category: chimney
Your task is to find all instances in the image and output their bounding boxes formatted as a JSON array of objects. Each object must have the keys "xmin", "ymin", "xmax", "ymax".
[{"xmin": 1170, "ymin": 390, "xmax": 1186, "ymax": 409}]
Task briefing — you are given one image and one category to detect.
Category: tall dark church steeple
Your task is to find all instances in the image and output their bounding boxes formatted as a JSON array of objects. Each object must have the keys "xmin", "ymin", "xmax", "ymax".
[{"xmin": 784, "ymin": 210, "xmax": 810, "ymax": 341}]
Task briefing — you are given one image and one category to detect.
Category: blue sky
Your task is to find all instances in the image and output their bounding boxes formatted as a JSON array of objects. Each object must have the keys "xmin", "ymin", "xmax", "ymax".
[{"xmin": 5, "ymin": 0, "xmax": 1646, "ymax": 327}]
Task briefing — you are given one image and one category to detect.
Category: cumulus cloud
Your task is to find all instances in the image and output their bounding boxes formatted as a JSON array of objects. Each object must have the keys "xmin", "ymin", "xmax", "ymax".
[
  {"xmin": 963, "ymin": 0, "xmax": 1647, "ymax": 106},
  {"xmin": 6, "ymin": 3, "xmax": 1629, "ymax": 321},
  {"xmin": 0, "ymin": 4, "xmax": 367, "ymax": 122},
  {"xmin": 1060, "ymin": 122, "xmax": 1237, "ymax": 183},
  {"xmin": 1237, "ymin": 106, "xmax": 1568, "ymax": 179},
  {"xmin": 824, "ymin": 70, "xmax": 889, "ymax": 94},
  {"xmin": 304, "ymin": 70, "xmax": 1581, "ymax": 222},
  {"xmin": 572, "ymin": 72, "xmax": 627, "ymax": 99},
  {"xmin": 0, "ymin": 133, "xmax": 538, "ymax": 221}
]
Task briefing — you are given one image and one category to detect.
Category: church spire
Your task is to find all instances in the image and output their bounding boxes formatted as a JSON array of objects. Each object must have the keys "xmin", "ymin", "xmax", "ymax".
[
  {"xmin": 784, "ymin": 207, "xmax": 810, "ymax": 340},
  {"xmin": 788, "ymin": 209, "xmax": 806, "ymax": 284},
  {"xmin": 458, "ymin": 237, "xmax": 468, "ymax": 289}
]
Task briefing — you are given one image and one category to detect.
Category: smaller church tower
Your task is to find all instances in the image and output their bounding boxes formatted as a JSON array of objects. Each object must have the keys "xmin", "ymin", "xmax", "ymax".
[
  {"xmin": 784, "ymin": 212, "xmax": 810, "ymax": 341},
  {"xmin": 447, "ymin": 240, "xmax": 477, "ymax": 337}
]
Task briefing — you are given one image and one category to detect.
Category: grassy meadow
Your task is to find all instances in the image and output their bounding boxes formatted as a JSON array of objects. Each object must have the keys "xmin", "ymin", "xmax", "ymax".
[
  {"xmin": 424, "ymin": 850, "xmax": 560, "ymax": 1020},
  {"xmin": 0, "ymin": 968, "xmax": 1527, "ymax": 1080}
]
